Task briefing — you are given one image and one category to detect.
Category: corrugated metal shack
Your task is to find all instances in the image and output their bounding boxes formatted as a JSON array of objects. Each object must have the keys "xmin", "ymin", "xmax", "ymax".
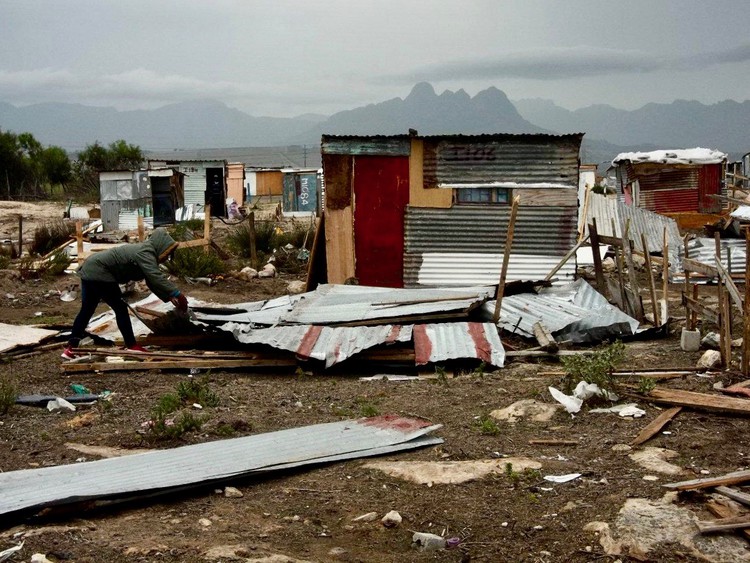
[
  {"xmin": 147, "ymin": 159, "xmax": 227, "ymax": 217},
  {"xmin": 611, "ymin": 148, "xmax": 727, "ymax": 229},
  {"xmin": 99, "ymin": 169, "xmax": 184, "ymax": 231},
  {"xmin": 321, "ymin": 133, "xmax": 583, "ymax": 288},
  {"xmin": 246, "ymin": 168, "xmax": 284, "ymax": 198}
]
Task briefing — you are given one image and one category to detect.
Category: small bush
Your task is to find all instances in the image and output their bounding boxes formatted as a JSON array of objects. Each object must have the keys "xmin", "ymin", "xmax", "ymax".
[
  {"xmin": 177, "ymin": 376, "xmax": 219, "ymax": 407},
  {"xmin": 0, "ymin": 376, "xmax": 18, "ymax": 415},
  {"xmin": 166, "ymin": 247, "xmax": 225, "ymax": 278},
  {"xmin": 169, "ymin": 220, "xmax": 206, "ymax": 242},
  {"xmin": 475, "ymin": 414, "xmax": 501, "ymax": 435},
  {"xmin": 43, "ymin": 250, "xmax": 72, "ymax": 277},
  {"xmin": 29, "ymin": 220, "xmax": 74, "ymax": 256},
  {"xmin": 560, "ymin": 341, "xmax": 626, "ymax": 395},
  {"xmin": 355, "ymin": 397, "xmax": 380, "ymax": 418}
]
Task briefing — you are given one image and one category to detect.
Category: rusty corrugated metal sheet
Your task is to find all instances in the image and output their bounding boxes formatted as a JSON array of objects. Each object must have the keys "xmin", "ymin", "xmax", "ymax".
[
  {"xmin": 423, "ymin": 134, "xmax": 582, "ymax": 187},
  {"xmin": 698, "ymin": 163, "xmax": 722, "ymax": 213},
  {"xmin": 413, "ymin": 322, "xmax": 504, "ymax": 367},
  {"xmin": 403, "ymin": 252, "xmax": 576, "ymax": 286},
  {"xmin": 0, "ymin": 416, "xmax": 442, "ymax": 519},
  {"xmin": 220, "ymin": 323, "xmax": 412, "ymax": 367},
  {"xmin": 404, "ymin": 206, "xmax": 577, "ymax": 256},
  {"xmin": 639, "ymin": 188, "xmax": 699, "ymax": 213}
]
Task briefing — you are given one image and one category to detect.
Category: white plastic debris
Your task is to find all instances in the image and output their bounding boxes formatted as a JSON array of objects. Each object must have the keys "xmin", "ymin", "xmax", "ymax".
[
  {"xmin": 573, "ymin": 381, "xmax": 619, "ymax": 402},
  {"xmin": 60, "ymin": 289, "xmax": 77, "ymax": 302},
  {"xmin": 543, "ymin": 473, "xmax": 582, "ymax": 484},
  {"xmin": 589, "ymin": 403, "xmax": 646, "ymax": 418},
  {"xmin": 548, "ymin": 386, "xmax": 583, "ymax": 414},
  {"xmin": 31, "ymin": 554, "xmax": 53, "ymax": 563},
  {"xmin": 0, "ymin": 542, "xmax": 23, "ymax": 562},
  {"xmin": 46, "ymin": 398, "xmax": 76, "ymax": 413},
  {"xmin": 412, "ymin": 532, "xmax": 446, "ymax": 551}
]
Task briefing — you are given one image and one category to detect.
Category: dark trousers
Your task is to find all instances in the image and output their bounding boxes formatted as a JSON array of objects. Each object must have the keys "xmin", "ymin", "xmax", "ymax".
[{"xmin": 68, "ymin": 280, "xmax": 136, "ymax": 347}]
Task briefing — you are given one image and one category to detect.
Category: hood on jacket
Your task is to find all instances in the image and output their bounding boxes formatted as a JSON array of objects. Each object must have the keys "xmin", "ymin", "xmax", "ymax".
[{"xmin": 148, "ymin": 228, "xmax": 179, "ymax": 262}]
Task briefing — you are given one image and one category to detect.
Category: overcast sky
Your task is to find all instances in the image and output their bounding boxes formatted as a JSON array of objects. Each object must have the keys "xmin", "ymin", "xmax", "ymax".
[{"xmin": 1, "ymin": 0, "xmax": 748, "ymax": 117}]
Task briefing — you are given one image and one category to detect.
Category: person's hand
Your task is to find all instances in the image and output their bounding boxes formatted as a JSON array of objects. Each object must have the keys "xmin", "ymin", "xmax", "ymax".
[{"xmin": 171, "ymin": 293, "xmax": 188, "ymax": 311}]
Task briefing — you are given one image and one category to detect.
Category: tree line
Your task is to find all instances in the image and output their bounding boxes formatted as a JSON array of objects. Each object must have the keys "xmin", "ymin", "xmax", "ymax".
[{"xmin": 0, "ymin": 128, "xmax": 143, "ymax": 201}]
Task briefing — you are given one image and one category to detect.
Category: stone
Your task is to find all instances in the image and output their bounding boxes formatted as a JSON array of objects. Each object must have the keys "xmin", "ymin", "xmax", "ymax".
[
  {"xmin": 198, "ymin": 518, "xmax": 212, "ymax": 527},
  {"xmin": 224, "ymin": 486, "xmax": 244, "ymax": 498},
  {"xmin": 611, "ymin": 444, "xmax": 632, "ymax": 453},
  {"xmin": 381, "ymin": 510, "xmax": 402, "ymax": 528},
  {"xmin": 328, "ymin": 547, "xmax": 348, "ymax": 559},
  {"xmin": 287, "ymin": 280, "xmax": 306, "ymax": 294},
  {"xmin": 701, "ymin": 332, "xmax": 720, "ymax": 349},
  {"xmin": 31, "ymin": 555, "xmax": 53, "ymax": 563},
  {"xmin": 490, "ymin": 399, "xmax": 559, "ymax": 423},
  {"xmin": 602, "ymin": 257, "xmax": 616, "ymax": 272},
  {"xmin": 697, "ymin": 350, "xmax": 722, "ymax": 369},
  {"xmin": 363, "ymin": 458, "xmax": 542, "ymax": 486},
  {"xmin": 681, "ymin": 328, "xmax": 701, "ymax": 352},
  {"xmin": 412, "ymin": 532, "xmax": 446, "ymax": 551},
  {"xmin": 628, "ymin": 447, "xmax": 683, "ymax": 475}
]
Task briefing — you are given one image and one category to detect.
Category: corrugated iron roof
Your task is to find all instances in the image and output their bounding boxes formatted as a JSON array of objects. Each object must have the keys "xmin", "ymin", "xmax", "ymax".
[
  {"xmin": 0, "ymin": 416, "xmax": 442, "ymax": 518},
  {"xmin": 482, "ymin": 278, "xmax": 639, "ymax": 343},
  {"xmin": 679, "ymin": 237, "xmax": 748, "ymax": 278},
  {"xmin": 221, "ymin": 323, "xmax": 412, "ymax": 367},
  {"xmin": 413, "ymin": 322, "xmax": 504, "ymax": 367}
]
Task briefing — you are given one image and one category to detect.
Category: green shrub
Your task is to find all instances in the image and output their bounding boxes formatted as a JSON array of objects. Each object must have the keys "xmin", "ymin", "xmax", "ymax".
[
  {"xmin": 177, "ymin": 376, "xmax": 219, "ymax": 407},
  {"xmin": 0, "ymin": 376, "xmax": 18, "ymax": 415},
  {"xmin": 475, "ymin": 414, "xmax": 500, "ymax": 435},
  {"xmin": 355, "ymin": 397, "xmax": 380, "ymax": 418},
  {"xmin": 165, "ymin": 247, "xmax": 225, "ymax": 278},
  {"xmin": 29, "ymin": 220, "xmax": 74, "ymax": 256},
  {"xmin": 43, "ymin": 250, "xmax": 72, "ymax": 277},
  {"xmin": 169, "ymin": 220, "xmax": 206, "ymax": 242},
  {"xmin": 560, "ymin": 341, "xmax": 626, "ymax": 395}
]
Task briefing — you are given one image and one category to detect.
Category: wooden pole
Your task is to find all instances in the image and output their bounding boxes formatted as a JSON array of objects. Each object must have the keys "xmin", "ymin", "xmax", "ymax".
[
  {"xmin": 493, "ymin": 195, "xmax": 520, "ymax": 324},
  {"xmin": 204, "ymin": 203, "xmax": 211, "ymax": 253},
  {"xmin": 249, "ymin": 211, "xmax": 257, "ymax": 268},
  {"xmin": 137, "ymin": 214, "xmax": 145, "ymax": 242},
  {"xmin": 545, "ymin": 234, "xmax": 589, "ymax": 282},
  {"xmin": 76, "ymin": 220, "xmax": 83, "ymax": 263},
  {"xmin": 590, "ymin": 219, "xmax": 606, "ymax": 297},
  {"xmin": 578, "ymin": 186, "xmax": 591, "ymax": 242},
  {"xmin": 621, "ymin": 219, "xmax": 644, "ymax": 321},
  {"xmin": 684, "ymin": 234, "xmax": 691, "ymax": 329},
  {"xmin": 17, "ymin": 214, "xmax": 22, "ymax": 257},
  {"xmin": 743, "ymin": 227, "xmax": 750, "ymax": 376},
  {"xmin": 641, "ymin": 233, "xmax": 660, "ymax": 326},
  {"xmin": 716, "ymin": 233, "xmax": 729, "ymax": 367}
]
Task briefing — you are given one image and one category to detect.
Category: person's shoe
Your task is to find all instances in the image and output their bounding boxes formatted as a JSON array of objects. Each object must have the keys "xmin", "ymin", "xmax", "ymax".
[
  {"xmin": 127, "ymin": 344, "xmax": 149, "ymax": 353},
  {"xmin": 60, "ymin": 346, "xmax": 77, "ymax": 360}
]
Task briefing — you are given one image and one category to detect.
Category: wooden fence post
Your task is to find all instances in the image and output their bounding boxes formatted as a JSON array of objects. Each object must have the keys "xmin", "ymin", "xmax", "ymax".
[
  {"xmin": 493, "ymin": 195, "xmax": 520, "ymax": 324},
  {"xmin": 743, "ymin": 227, "xmax": 750, "ymax": 376},
  {"xmin": 249, "ymin": 212, "xmax": 257, "ymax": 268}
]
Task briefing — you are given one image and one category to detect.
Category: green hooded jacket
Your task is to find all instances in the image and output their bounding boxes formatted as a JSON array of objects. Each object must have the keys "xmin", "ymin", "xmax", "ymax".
[{"xmin": 79, "ymin": 228, "xmax": 180, "ymax": 301}]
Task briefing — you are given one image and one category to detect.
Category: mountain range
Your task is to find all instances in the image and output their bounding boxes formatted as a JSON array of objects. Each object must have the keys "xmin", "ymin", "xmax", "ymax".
[{"xmin": 1, "ymin": 83, "xmax": 748, "ymax": 165}]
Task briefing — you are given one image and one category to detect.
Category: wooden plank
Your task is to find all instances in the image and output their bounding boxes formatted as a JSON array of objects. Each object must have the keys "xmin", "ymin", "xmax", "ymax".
[
  {"xmin": 249, "ymin": 211, "xmax": 257, "ymax": 268},
  {"xmin": 683, "ymin": 257, "xmax": 719, "ymax": 277},
  {"xmin": 528, "ymin": 439, "xmax": 578, "ymax": 446},
  {"xmin": 744, "ymin": 227, "xmax": 750, "ymax": 376},
  {"xmin": 641, "ymin": 233, "xmax": 660, "ymax": 326},
  {"xmin": 76, "ymin": 221, "xmax": 83, "ymax": 264},
  {"xmin": 630, "ymin": 406, "xmax": 682, "ymax": 446},
  {"xmin": 408, "ymin": 138, "xmax": 452, "ymax": 208},
  {"xmin": 513, "ymin": 188, "xmax": 578, "ymax": 207},
  {"xmin": 178, "ymin": 238, "xmax": 210, "ymax": 249},
  {"xmin": 662, "ymin": 227, "xmax": 669, "ymax": 321},
  {"xmin": 595, "ymin": 233, "xmax": 624, "ymax": 247},
  {"xmin": 663, "ymin": 469, "xmax": 750, "ymax": 491},
  {"xmin": 577, "ymin": 186, "xmax": 591, "ymax": 241},
  {"xmin": 325, "ymin": 207, "xmax": 355, "ymax": 284},
  {"xmin": 17, "ymin": 214, "xmax": 22, "ymax": 256},
  {"xmin": 697, "ymin": 515, "xmax": 750, "ymax": 534},
  {"xmin": 544, "ymin": 235, "xmax": 589, "ymax": 282},
  {"xmin": 72, "ymin": 348, "xmax": 265, "ymax": 361},
  {"xmin": 137, "ymin": 214, "xmax": 145, "ymax": 242},
  {"xmin": 203, "ymin": 203, "xmax": 211, "ymax": 253},
  {"xmin": 682, "ymin": 295, "xmax": 719, "ymax": 324},
  {"xmin": 715, "ymin": 486, "xmax": 750, "ymax": 508},
  {"xmin": 647, "ymin": 387, "xmax": 750, "ymax": 416},
  {"xmin": 707, "ymin": 501, "xmax": 750, "ymax": 541},
  {"xmin": 493, "ymin": 195, "xmax": 520, "ymax": 323},
  {"xmin": 61, "ymin": 358, "xmax": 298, "ymax": 373},
  {"xmin": 532, "ymin": 321, "xmax": 558, "ymax": 353},
  {"xmin": 135, "ymin": 305, "xmax": 166, "ymax": 318},
  {"xmin": 621, "ymin": 221, "xmax": 644, "ymax": 320}
]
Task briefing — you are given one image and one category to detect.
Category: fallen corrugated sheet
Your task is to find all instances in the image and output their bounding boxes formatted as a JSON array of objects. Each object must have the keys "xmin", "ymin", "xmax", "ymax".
[
  {"xmin": 280, "ymin": 284, "xmax": 493, "ymax": 325},
  {"xmin": 580, "ymin": 192, "xmax": 682, "ymax": 274},
  {"xmin": 0, "ymin": 323, "xmax": 58, "ymax": 354},
  {"xmin": 483, "ymin": 278, "xmax": 639, "ymax": 343},
  {"xmin": 730, "ymin": 205, "xmax": 750, "ymax": 221},
  {"xmin": 0, "ymin": 416, "xmax": 442, "ymax": 519},
  {"xmin": 221, "ymin": 323, "xmax": 413, "ymax": 367},
  {"xmin": 413, "ymin": 322, "xmax": 504, "ymax": 367}
]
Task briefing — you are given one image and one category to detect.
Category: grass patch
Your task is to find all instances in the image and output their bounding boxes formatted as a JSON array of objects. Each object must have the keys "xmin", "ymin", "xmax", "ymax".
[
  {"xmin": 475, "ymin": 414, "xmax": 501, "ymax": 435},
  {"xmin": 145, "ymin": 376, "xmax": 221, "ymax": 440},
  {"xmin": 0, "ymin": 376, "xmax": 18, "ymax": 415},
  {"xmin": 355, "ymin": 397, "xmax": 380, "ymax": 418},
  {"xmin": 0, "ymin": 245, "xmax": 12, "ymax": 269},
  {"xmin": 165, "ymin": 247, "xmax": 226, "ymax": 278},
  {"xmin": 29, "ymin": 220, "xmax": 75, "ymax": 256},
  {"xmin": 177, "ymin": 376, "xmax": 219, "ymax": 407}
]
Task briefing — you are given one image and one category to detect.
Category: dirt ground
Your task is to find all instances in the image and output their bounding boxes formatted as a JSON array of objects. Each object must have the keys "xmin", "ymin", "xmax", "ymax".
[{"xmin": 1, "ymin": 204, "xmax": 750, "ymax": 563}]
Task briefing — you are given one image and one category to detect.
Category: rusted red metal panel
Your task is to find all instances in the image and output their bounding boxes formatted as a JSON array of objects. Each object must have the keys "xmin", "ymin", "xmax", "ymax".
[
  {"xmin": 353, "ymin": 156, "xmax": 409, "ymax": 287},
  {"xmin": 698, "ymin": 163, "xmax": 722, "ymax": 213},
  {"xmin": 639, "ymin": 188, "xmax": 699, "ymax": 213}
]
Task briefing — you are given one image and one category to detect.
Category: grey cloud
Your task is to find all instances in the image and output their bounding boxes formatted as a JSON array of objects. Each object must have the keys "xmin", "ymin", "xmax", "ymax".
[{"xmin": 384, "ymin": 44, "xmax": 750, "ymax": 83}]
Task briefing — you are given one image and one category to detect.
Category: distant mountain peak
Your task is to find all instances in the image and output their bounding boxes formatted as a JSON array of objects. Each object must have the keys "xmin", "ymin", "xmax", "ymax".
[{"xmin": 406, "ymin": 82, "xmax": 437, "ymax": 101}]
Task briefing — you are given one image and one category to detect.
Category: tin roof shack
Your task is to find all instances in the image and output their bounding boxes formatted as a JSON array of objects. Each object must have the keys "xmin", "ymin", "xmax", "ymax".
[
  {"xmin": 148, "ymin": 159, "xmax": 227, "ymax": 217},
  {"xmin": 611, "ymin": 148, "xmax": 727, "ymax": 230},
  {"xmin": 99, "ymin": 169, "xmax": 184, "ymax": 231},
  {"xmin": 249, "ymin": 168, "xmax": 284, "ymax": 199},
  {"xmin": 321, "ymin": 133, "xmax": 583, "ymax": 288},
  {"xmin": 282, "ymin": 168, "xmax": 322, "ymax": 217}
]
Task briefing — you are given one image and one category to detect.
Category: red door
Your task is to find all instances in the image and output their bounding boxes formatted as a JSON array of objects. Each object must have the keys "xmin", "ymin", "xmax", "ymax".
[{"xmin": 353, "ymin": 156, "xmax": 410, "ymax": 287}]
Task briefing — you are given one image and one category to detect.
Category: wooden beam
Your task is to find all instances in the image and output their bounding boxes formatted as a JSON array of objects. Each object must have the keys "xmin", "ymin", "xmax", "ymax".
[
  {"xmin": 203, "ymin": 203, "xmax": 211, "ymax": 253},
  {"xmin": 76, "ymin": 220, "xmax": 83, "ymax": 264},
  {"xmin": 697, "ymin": 515, "xmax": 750, "ymax": 534},
  {"xmin": 178, "ymin": 238, "xmax": 210, "ymax": 249},
  {"xmin": 137, "ymin": 214, "xmax": 145, "ymax": 242},
  {"xmin": 682, "ymin": 257, "xmax": 718, "ymax": 277},
  {"xmin": 544, "ymin": 234, "xmax": 589, "ymax": 282},
  {"xmin": 682, "ymin": 294, "xmax": 719, "ymax": 324},
  {"xmin": 595, "ymin": 233, "xmax": 625, "ymax": 247},
  {"xmin": 493, "ymin": 195, "xmax": 520, "ymax": 324},
  {"xmin": 61, "ymin": 358, "xmax": 298, "ymax": 373},
  {"xmin": 663, "ymin": 227, "xmax": 669, "ymax": 322},
  {"xmin": 646, "ymin": 387, "xmax": 750, "ymax": 416},
  {"xmin": 744, "ymin": 227, "xmax": 750, "ymax": 376},
  {"xmin": 641, "ymin": 233, "xmax": 660, "ymax": 326},
  {"xmin": 528, "ymin": 439, "xmax": 578, "ymax": 446},
  {"xmin": 532, "ymin": 321, "xmax": 558, "ymax": 353},
  {"xmin": 249, "ymin": 211, "xmax": 257, "ymax": 268},
  {"xmin": 663, "ymin": 469, "xmax": 750, "ymax": 491},
  {"xmin": 715, "ymin": 486, "xmax": 750, "ymax": 508},
  {"xmin": 706, "ymin": 501, "xmax": 750, "ymax": 542},
  {"xmin": 17, "ymin": 214, "xmax": 22, "ymax": 256},
  {"xmin": 589, "ymin": 219, "xmax": 607, "ymax": 298},
  {"xmin": 630, "ymin": 406, "xmax": 681, "ymax": 446}
]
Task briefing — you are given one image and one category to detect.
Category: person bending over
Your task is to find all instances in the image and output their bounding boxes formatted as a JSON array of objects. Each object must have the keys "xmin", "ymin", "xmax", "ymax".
[{"xmin": 61, "ymin": 228, "xmax": 188, "ymax": 360}]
